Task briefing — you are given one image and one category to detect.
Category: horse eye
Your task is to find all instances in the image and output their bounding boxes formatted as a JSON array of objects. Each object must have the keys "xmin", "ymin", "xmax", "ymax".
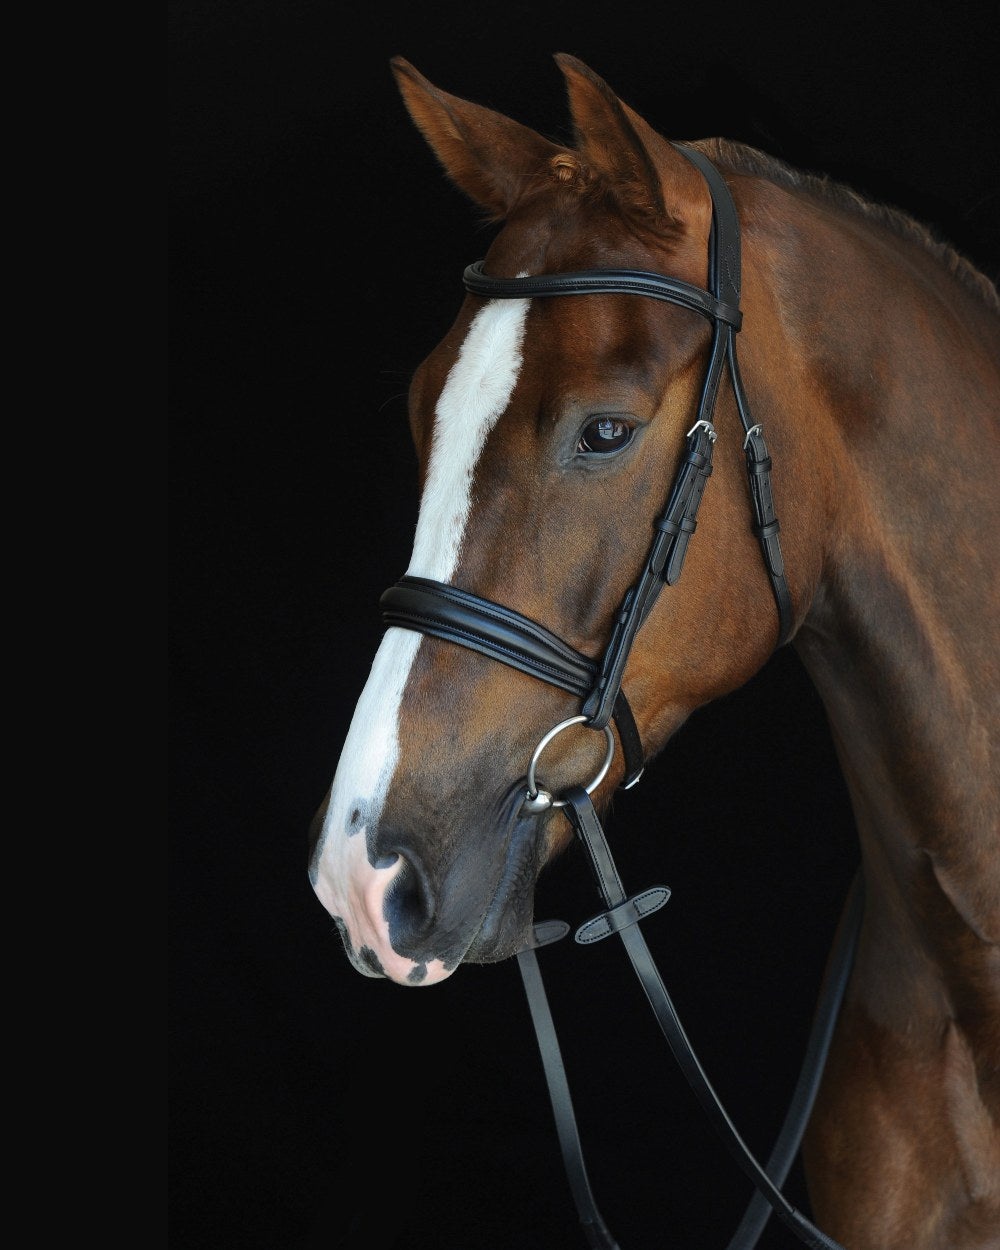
[{"xmin": 577, "ymin": 416, "xmax": 634, "ymax": 455}]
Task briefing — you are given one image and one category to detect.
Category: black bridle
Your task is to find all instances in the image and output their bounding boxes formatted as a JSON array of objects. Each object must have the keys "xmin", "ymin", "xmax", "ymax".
[
  {"xmin": 378, "ymin": 145, "xmax": 859, "ymax": 1250},
  {"xmin": 381, "ymin": 144, "xmax": 792, "ymax": 788}
]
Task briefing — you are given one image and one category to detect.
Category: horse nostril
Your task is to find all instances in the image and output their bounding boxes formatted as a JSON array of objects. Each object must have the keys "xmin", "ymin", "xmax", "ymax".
[{"xmin": 380, "ymin": 849, "xmax": 436, "ymax": 957}]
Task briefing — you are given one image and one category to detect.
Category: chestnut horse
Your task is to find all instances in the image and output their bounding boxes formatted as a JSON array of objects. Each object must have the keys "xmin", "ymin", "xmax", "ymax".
[{"xmin": 309, "ymin": 54, "xmax": 1000, "ymax": 1250}]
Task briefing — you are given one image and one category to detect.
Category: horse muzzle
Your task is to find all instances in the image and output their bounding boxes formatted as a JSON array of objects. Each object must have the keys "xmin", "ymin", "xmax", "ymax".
[{"xmin": 313, "ymin": 781, "xmax": 551, "ymax": 985}]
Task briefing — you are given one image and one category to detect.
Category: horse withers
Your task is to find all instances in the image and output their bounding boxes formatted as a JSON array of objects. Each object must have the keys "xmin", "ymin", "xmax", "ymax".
[{"xmin": 309, "ymin": 54, "xmax": 1000, "ymax": 1250}]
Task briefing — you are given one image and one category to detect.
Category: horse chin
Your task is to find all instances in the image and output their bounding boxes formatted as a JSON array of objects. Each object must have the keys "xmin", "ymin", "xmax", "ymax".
[{"xmin": 463, "ymin": 896, "xmax": 536, "ymax": 965}]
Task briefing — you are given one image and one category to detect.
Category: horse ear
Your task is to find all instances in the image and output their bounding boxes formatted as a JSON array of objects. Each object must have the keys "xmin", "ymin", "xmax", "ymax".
[
  {"xmin": 390, "ymin": 57, "xmax": 564, "ymax": 220},
  {"xmin": 553, "ymin": 52, "xmax": 710, "ymax": 234}
]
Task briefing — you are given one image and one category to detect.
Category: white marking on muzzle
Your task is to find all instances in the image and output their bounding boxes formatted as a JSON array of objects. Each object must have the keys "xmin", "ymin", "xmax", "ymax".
[{"xmin": 312, "ymin": 292, "xmax": 530, "ymax": 980}]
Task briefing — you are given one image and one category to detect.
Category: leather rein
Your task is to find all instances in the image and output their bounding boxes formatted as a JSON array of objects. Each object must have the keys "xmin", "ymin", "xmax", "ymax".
[{"xmin": 379, "ymin": 144, "xmax": 861, "ymax": 1250}]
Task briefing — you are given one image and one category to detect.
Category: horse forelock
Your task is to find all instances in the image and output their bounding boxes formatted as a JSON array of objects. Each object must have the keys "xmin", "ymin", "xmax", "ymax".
[{"xmin": 494, "ymin": 178, "xmax": 699, "ymax": 278}]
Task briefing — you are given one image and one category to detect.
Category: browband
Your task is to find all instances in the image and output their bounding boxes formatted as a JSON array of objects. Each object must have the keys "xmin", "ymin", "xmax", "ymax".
[{"xmin": 463, "ymin": 259, "xmax": 743, "ymax": 328}]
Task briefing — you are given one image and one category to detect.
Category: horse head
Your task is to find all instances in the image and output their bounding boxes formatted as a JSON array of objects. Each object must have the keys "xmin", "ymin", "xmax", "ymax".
[{"xmin": 309, "ymin": 55, "xmax": 808, "ymax": 985}]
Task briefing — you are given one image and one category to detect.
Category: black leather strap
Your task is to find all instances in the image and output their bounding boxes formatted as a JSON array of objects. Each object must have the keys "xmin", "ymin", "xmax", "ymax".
[
  {"xmin": 561, "ymin": 785, "xmax": 847, "ymax": 1250},
  {"xmin": 517, "ymin": 943, "xmax": 622, "ymax": 1250},
  {"xmin": 518, "ymin": 872, "xmax": 862, "ymax": 1250},
  {"xmin": 674, "ymin": 144, "xmax": 742, "ymax": 311},
  {"xmin": 463, "ymin": 259, "xmax": 742, "ymax": 327},
  {"xmin": 381, "ymin": 576, "xmax": 597, "ymax": 697},
  {"xmin": 688, "ymin": 151, "xmax": 792, "ymax": 649},
  {"xmin": 380, "ymin": 575, "xmax": 646, "ymax": 787},
  {"xmin": 724, "ymin": 873, "xmax": 864, "ymax": 1250},
  {"xmin": 574, "ymin": 886, "xmax": 671, "ymax": 944},
  {"xmin": 726, "ymin": 335, "xmax": 794, "ymax": 647},
  {"xmin": 524, "ymin": 919, "xmax": 572, "ymax": 948},
  {"xmin": 582, "ymin": 417, "xmax": 717, "ymax": 729}
]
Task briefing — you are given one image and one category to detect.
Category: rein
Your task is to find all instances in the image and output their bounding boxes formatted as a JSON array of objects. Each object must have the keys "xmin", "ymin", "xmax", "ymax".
[{"xmin": 380, "ymin": 144, "xmax": 861, "ymax": 1249}]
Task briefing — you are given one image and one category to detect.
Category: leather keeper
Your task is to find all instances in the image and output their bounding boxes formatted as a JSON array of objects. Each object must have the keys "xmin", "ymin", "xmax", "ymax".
[
  {"xmin": 656, "ymin": 515, "xmax": 697, "ymax": 536},
  {"xmin": 525, "ymin": 919, "xmax": 571, "ymax": 949},
  {"xmin": 574, "ymin": 886, "xmax": 671, "ymax": 944},
  {"xmin": 683, "ymin": 449, "xmax": 713, "ymax": 473},
  {"xmin": 664, "ymin": 532, "xmax": 694, "ymax": 585}
]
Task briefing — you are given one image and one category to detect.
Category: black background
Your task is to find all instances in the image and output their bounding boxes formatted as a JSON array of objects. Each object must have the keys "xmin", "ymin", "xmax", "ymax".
[{"xmin": 170, "ymin": 4, "xmax": 998, "ymax": 1248}]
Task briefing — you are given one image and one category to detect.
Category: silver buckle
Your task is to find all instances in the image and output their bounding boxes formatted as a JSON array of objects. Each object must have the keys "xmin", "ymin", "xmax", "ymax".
[{"xmin": 686, "ymin": 418, "xmax": 717, "ymax": 442}]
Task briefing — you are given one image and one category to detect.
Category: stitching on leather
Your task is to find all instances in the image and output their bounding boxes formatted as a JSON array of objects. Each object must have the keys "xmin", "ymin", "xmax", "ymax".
[
  {"xmin": 577, "ymin": 888, "xmax": 668, "ymax": 943},
  {"xmin": 641, "ymin": 891, "xmax": 664, "ymax": 921},
  {"xmin": 576, "ymin": 918, "xmax": 610, "ymax": 944}
]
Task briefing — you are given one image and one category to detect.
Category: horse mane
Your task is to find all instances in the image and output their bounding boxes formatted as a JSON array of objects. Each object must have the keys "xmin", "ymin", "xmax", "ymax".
[{"xmin": 698, "ymin": 137, "xmax": 1000, "ymax": 314}]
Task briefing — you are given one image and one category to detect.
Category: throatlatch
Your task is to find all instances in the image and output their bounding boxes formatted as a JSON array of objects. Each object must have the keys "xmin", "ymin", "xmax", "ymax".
[{"xmin": 380, "ymin": 144, "xmax": 858, "ymax": 1250}]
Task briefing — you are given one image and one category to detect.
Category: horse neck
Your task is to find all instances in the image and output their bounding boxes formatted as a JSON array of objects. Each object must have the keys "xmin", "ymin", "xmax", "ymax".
[{"xmin": 748, "ymin": 183, "xmax": 1000, "ymax": 961}]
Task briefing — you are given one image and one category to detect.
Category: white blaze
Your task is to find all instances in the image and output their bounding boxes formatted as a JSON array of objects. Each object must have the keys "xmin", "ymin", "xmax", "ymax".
[
  {"xmin": 407, "ymin": 295, "xmax": 530, "ymax": 579},
  {"xmin": 312, "ymin": 293, "xmax": 530, "ymax": 960}
]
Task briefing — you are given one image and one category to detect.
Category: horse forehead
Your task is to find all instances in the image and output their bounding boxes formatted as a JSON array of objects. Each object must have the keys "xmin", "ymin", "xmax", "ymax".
[
  {"xmin": 412, "ymin": 205, "xmax": 693, "ymax": 419},
  {"xmin": 486, "ymin": 220, "xmax": 701, "ymax": 366},
  {"xmin": 421, "ymin": 284, "xmax": 674, "ymax": 418},
  {"xmin": 489, "ymin": 194, "xmax": 657, "ymax": 270}
]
